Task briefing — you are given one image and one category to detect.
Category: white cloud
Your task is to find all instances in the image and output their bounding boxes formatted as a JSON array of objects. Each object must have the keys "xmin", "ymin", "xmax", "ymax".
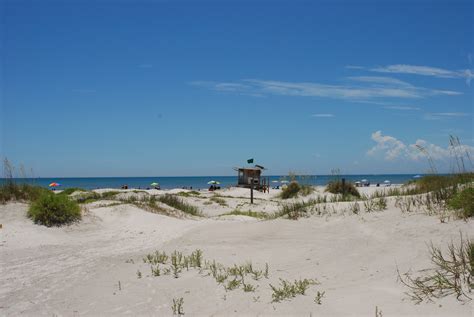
[
  {"xmin": 311, "ymin": 113, "xmax": 334, "ymax": 118},
  {"xmin": 368, "ymin": 131, "xmax": 407, "ymax": 160},
  {"xmin": 192, "ymin": 77, "xmax": 462, "ymax": 101},
  {"xmin": 367, "ymin": 131, "xmax": 474, "ymax": 162},
  {"xmin": 371, "ymin": 64, "xmax": 474, "ymax": 86}
]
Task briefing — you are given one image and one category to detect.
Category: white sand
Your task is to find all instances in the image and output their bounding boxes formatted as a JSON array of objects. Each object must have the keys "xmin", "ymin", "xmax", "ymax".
[{"xmin": 0, "ymin": 187, "xmax": 472, "ymax": 316}]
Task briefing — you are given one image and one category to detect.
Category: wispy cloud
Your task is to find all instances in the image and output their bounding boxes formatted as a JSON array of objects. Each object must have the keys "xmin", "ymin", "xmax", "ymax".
[
  {"xmin": 370, "ymin": 64, "xmax": 474, "ymax": 86},
  {"xmin": 383, "ymin": 105, "xmax": 421, "ymax": 111},
  {"xmin": 311, "ymin": 113, "xmax": 334, "ymax": 118},
  {"xmin": 192, "ymin": 77, "xmax": 461, "ymax": 101},
  {"xmin": 367, "ymin": 130, "xmax": 474, "ymax": 161},
  {"xmin": 347, "ymin": 76, "xmax": 413, "ymax": 87},
  {"xmin": 423, "ymin": 112, "xmax": 471, "ymax": 120}
]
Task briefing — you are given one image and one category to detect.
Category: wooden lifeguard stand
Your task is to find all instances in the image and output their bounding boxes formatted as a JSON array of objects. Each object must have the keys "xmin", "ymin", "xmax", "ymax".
[{"xmin": 234, "ymin": 165, "xmax": 269, "ymax": 191}]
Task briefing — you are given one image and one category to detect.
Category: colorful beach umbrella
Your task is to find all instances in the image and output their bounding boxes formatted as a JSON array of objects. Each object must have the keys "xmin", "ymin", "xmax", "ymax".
[
  {"xmin": 207, "ymin": 180, "xmax": 220, "ymax": 185},
  {"xmin": 150, "ymin": 182, "xmax": 159, "ymax": 186},
  {"xmin": 49, "ymin": 182, "xmax": 60, "ymax": 187}
]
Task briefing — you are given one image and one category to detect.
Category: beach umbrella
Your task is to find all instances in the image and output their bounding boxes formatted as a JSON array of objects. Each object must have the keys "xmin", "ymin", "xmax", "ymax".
[
  {"xmin": 271, "ymin": 180, "xmax": 280, "ymax": 183},
  {"xmin": 384, "ymin": 180, "xmax": 391, "ymax": 183},
  {"xmin": 413, "ymin": 175, "xmax": 421, "ymax": 179},
  {"xmin": 49, "ymin": 182, "xmax": 60, "ymax": 187},
  {"xmin": 207, "ymin": 180, "xmax": 220, "ymax": 185},
  {"xmin": 355, "ymin": 181, "xmax": 361, "ymax": 184},
  {"xmin": 361, "ymin": 179, "xmax": 368, "ymax": 183},
  {"xmin": 280, "ymin": 180, "xmax": 289, "ymax": 184},
  {"xmin": 150, "ymin": 182, "xmax": 159, "ymax": 186}
]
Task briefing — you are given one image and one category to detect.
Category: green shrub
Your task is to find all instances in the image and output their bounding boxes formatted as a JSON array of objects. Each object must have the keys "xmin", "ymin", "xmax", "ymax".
[
  {"xmin": 447, "ymin": 187, "xmax": 474, "ymax": 218},
  {"xmin": 28, "ymin": 192, "xmax": 81, "ymax": 226},
  {"xmin": 280, "ymin": 182, "xmax": 301, "ymax": 199},
  {"xmin": 326, "ymin": 180, "xmax": 360, "ymax": 198}
]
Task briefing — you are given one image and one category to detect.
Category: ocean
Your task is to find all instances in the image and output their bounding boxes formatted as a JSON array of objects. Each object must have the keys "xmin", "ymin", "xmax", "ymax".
[{"xmin": 6, "ymin": 174, "xmax": 421, "ymax": 190}]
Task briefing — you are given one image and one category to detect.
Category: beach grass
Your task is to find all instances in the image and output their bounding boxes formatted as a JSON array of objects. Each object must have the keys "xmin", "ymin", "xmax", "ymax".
[
  {"xmin": 219, "ymin": 209, "xmax": 268, "ymax": 219},
  {"xmin": 398, "ymin": 233, "xmax": 473, "ymax": 303},
  {"xmin": 158, "ymin": 194, "xmax": 201, "ymax": 216}
]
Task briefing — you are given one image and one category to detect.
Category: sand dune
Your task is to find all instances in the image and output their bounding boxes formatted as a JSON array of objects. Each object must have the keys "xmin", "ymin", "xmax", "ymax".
[{"xmin": 0, "ymin": 189, "xmax": 472, "ymax": 316}]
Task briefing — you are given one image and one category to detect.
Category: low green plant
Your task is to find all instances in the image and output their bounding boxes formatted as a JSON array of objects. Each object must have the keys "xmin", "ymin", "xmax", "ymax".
[
  {"xmin": 447, "ymin": 187, "xmax": 474, "ymax": 219},
  {"xmin": 314, "ymin": 291, "xmax": 325, "ymax": 304},
  {"xmin": 73, "ymin": 191, "xmax": 101, "ymax": 204},
  {"xmin": 275, "ymin": 201, "xmax": 311, "ymax": 220},
  {"xmin": 210, "ymin": 196, "xmax": 228, "ymax": 206},
  {"xmin": 151, "ymin": 265, "xmax": 161, "ymax": 276},
  {"xmin": 171, "ymin": 251, "xmax": 184, "ymax": 278},
  {"xmin": 57, "ymin": 187, "xmax": 87, "ymax": 196},
  {"xmin": 100, "ymin": 191, "xmax": 120, "ymax": 199},
  {"xmin": 398, "ymin": 233, "xmax": 473, "ymax": 303},
  {"xmin": 172, "ymin": 297, "xmax": 184, "ymax": 315},
  {"xmin": 350, "ymin": 202, "xmax": 360, "ymax": 214},
  {"xmin": 220, "ymin": 209, "xmax": 268, "ymax": 219},
  {"xmin": 27, "ymin": 192, "xmax": 81, "ymax": 226},
  {"xmin": 177, "ymin": 191, "xmax": 201, "ymax": 197},
  {"xmin": 225, "ymin": 278, "xmax": 241, "ymax": 291},
  {"xmin": 374, "ymin": 197, "xmax": 388, "ymax": 211},
  {"xmin": 270, "ymin": 278, "xmax": 318, "ymax": 302},
  {"xmin": 243, "ymin": 282, "xmax": 256, "ymax": 292}
]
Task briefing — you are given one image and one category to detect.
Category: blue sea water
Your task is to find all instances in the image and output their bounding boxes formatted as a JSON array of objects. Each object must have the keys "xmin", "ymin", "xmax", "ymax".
[{"xmin": 6, "ymin": 174, "xmax": 422, "ymax": 190}]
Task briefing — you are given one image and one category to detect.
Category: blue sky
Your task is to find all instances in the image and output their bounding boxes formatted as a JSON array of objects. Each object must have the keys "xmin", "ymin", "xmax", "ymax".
[{"xmin": 2, "ymin": 0, "xmax": 473, "ymax": 177}]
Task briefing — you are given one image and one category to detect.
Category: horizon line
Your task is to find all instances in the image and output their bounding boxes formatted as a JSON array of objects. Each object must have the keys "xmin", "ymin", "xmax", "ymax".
[{"xmin": 3, "ymin": 173, "xmax": 430, "ymax": 179}]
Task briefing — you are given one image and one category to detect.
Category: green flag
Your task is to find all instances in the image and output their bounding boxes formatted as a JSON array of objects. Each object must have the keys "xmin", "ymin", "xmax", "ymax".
[{"xmin": 247, "ymin": 158, "xmax": 254, "ymax": 164}]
